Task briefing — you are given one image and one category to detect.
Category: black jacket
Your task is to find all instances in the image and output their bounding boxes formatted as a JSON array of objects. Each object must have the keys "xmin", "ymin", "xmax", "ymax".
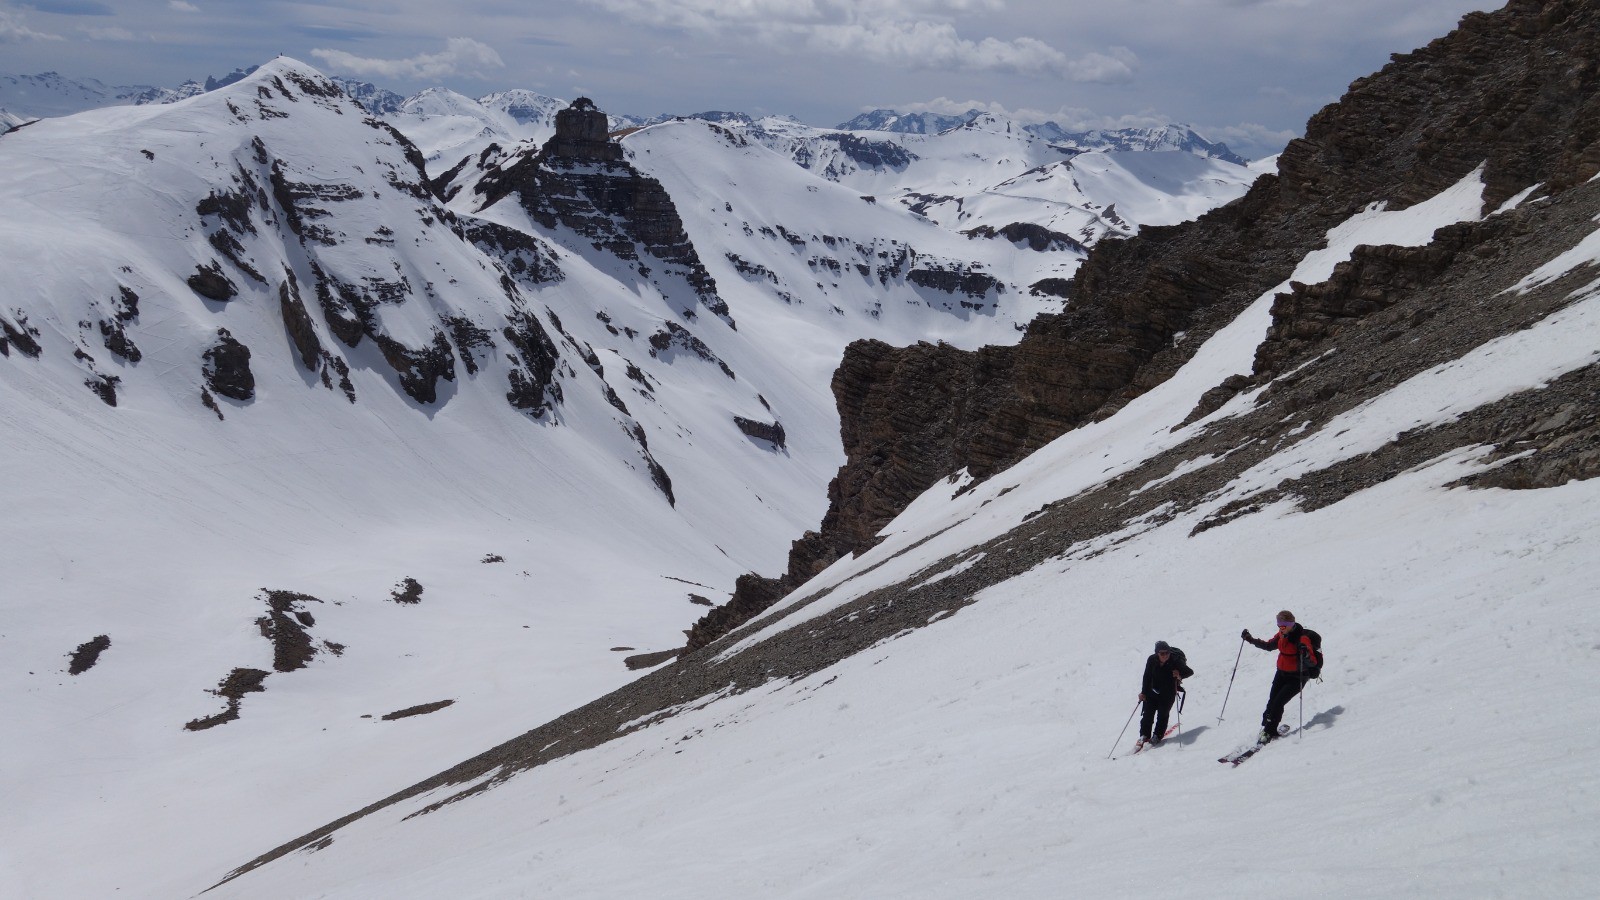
[{"xmin": 1141, "ymin": 650, "xmax": 1193, "ymax": 698}]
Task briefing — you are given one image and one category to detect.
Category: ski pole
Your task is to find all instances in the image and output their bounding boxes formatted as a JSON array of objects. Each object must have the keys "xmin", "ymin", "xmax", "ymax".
[
  {"xmin": 1108, "ymin": 699, "xmax": 1141, "ymax": 759},
  {"xmin": 1175, "ymin": 688, "xmax": 1186, "ymax": 748},
  {"xmin": 1217, "ymin": 638, "xmax": 1245, "ymax": 724},
  {"xmin": 1297, "ymin": 650, "xmax": 1306, "ymax": 740}
]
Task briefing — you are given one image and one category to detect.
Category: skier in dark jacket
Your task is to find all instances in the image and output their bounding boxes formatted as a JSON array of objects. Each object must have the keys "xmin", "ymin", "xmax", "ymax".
[
  {"xmin": 1243, "ymin": 610, "xmax": 1317, "ymax": 743},
  {"xmin": 1137, "ymin": 641, "xmax": 1193, "ymax": 746}
]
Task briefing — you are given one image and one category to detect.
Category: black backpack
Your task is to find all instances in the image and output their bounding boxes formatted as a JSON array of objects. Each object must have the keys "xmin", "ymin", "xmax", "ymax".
[
  {"xmin": 1299, "ymin": 629, "xmax": 1325, "ymax": 679},
  {"xmin": 1169, "ymin": 647, "xmax": 1193, "ymax": 678}
]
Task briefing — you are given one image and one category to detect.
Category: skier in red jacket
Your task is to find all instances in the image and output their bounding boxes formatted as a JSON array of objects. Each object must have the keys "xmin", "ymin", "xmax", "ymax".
[{"xmin": 1242, "ymin": 610, "xmax": 1317, "ymax": 743}]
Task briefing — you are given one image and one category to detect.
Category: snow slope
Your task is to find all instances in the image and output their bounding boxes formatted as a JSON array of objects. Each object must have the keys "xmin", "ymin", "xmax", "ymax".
[
  {"xmin": 200, "ymin": 166, "xmax": 1600, "ymax": 899},
  {"xmin": 0, "ymin": 59, "xmax": 1051, "ymax": 898}
]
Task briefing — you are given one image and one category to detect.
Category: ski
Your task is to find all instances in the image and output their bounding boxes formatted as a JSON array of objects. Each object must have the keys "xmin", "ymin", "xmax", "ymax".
[
  {"xmin": 1126, "ymin": 723, "xmax": 1180, "ymax": 757},
  {"xmin": 1220, "ymin": 725, "xmax": 1293, "ymax": 766},
  {"xmin": 1219, "ymin": 742, "xmax": 1266, "ymax": 766}
]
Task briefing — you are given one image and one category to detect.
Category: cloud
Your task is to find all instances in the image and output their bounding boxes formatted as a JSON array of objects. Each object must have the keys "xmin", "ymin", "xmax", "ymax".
[
  {"xmin": 885, "ymin": 96, "xmax": 1001, "ymax": 116},
  {"xmin": 1067, "ymin": 46, "xmax": 1138, "ymax": 84},
  {"xmin": 807, "ymin": 19, "xmax": 1073, "ymax": 75},
  {"xmin": 0, "ymin": 11, "xmax": 64, "ymax": 42},
  {"xmin": 169, "ymin": 1, "xmax": 199, "ymax": 11},
  {"xmin": 20, "ymin": 0, "xmax": 113, "ymax": 14},
  {"xmin": 84, "ymin": 25, "xmax": 139, "ymax": 41},
  {"xmin": 583, "ymin": 0, "xmax": 1086, "ymax": 77},
  {"xmin": 1203, "ymin": 120, "xmax": 1300, "ymax": 153},
  {"xmin": 311, "ymin": 38, "xmax": 505, "ymax": 81},
  {"xmin": 585, "ymin": 0, "xmax": 1005, "ymax": 30}
]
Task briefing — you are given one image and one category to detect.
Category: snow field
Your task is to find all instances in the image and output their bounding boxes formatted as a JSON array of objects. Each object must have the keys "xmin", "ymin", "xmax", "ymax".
[
  {"xmin": 200, "ymin": 164, "xmax": 1600, "ymax": 897},
  {"xmin": 203, "ymin": 461, "xmax": 1600, "ymax": 899}
]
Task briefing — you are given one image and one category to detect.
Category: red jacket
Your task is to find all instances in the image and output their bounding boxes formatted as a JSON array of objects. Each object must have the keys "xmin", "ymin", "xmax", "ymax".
[{"xmin": 1251, "ymin": 628, "xmax": 1315, "ymax": 672}]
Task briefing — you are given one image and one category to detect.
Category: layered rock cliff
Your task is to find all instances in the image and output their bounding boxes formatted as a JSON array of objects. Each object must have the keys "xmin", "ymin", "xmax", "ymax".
[{"xmin": 474, "ymin": 98, "xmax": 729, "ymax": 323}]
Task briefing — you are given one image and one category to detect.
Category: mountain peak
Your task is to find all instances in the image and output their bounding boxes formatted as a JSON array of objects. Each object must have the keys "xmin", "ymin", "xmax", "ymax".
[
  {"xmin": 542, "ymin": 96, "xmax": 623, "ymax": 163},
  {"xmin": 837, "ymin": 108, "xmax": 982, "ymax": 134}
]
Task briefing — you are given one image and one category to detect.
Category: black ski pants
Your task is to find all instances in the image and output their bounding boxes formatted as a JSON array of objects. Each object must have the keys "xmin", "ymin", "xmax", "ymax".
[
  {"xmin": 1261, "ymin": 669, "xmax": 1309, "ymax": 732},
  {"xmin": 1140, "ymin": 691, "xmax": 1177, "ymax": 740}
]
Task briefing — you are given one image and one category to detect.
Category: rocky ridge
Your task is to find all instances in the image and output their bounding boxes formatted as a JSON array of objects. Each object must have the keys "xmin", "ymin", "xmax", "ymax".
[{"xmin": 688, "ymin": 0, "xmax": 1600, "ymax": 650}]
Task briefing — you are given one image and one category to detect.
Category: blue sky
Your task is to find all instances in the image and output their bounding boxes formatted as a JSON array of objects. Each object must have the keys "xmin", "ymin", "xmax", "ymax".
[{"xmin": 1, "ymin": 0, "xmax": 1496, "ymax": 158}]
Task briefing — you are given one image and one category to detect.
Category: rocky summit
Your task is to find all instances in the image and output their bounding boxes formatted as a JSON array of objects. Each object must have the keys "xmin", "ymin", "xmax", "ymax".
[{"xmin": 474, "ymin": 97, "xmax": 727, "ymax": 320}]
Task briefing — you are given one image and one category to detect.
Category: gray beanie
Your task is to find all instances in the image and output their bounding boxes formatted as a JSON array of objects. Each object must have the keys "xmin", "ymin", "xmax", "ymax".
[{"xmin": 1154, "ymin": 641, "xmax": 1171, "ymax": 653}]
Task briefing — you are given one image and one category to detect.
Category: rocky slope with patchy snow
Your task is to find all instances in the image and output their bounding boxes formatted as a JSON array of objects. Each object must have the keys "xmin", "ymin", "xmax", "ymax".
[{"xmin": 696, "ymin": 0, "xmax": 1600, "ymax": 648}]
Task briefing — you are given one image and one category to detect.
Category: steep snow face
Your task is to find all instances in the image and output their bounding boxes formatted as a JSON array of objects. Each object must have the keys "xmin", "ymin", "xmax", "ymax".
[
  {"xmin": 478, "ymin": 89, "xmax": 567, "ymax": 128},
  {"xmin": 389, "ymin": 87, "xmax": 537, "ymax": 164},
  {"xmin": 198, "ymin": 165, "xmax": 1600, "ymax": 900},
  {"xmin": 1040, "ymin": 123, "xmax": 1246, "ymax": 164},
  {"xmin": 909, "ymin": 150, "xmax": 1257, "ymax": 247},
  {"xmin": 613, "ymin": 119, "xmax": 1066, "ymax": 336}
]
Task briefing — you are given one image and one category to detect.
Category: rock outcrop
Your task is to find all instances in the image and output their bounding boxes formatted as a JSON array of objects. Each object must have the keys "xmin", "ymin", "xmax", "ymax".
[
  {"xmin": 474, "ymin": 98, "xmax": 729, "ymax": 322},
  {"xmin": 202, "ymin": 328, "xmax": 255, "ymax": 401}
]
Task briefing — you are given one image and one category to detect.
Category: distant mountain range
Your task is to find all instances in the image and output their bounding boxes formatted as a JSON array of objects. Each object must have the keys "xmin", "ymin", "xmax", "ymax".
[
  {"xmin": 840, "ymin": 107, "xmax": 1246, "ymax": 164},
  {"xmin": 837, "ymin": 108, "xmax": 978, "ymax": 134},
  {"xmin": 0, "ymin": 69, "xmax": 1246, "ymax": 164}
]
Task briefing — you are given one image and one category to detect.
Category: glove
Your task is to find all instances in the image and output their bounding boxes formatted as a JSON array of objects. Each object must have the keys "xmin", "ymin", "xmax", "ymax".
[
  {"xmin": 1241, "ymin": 628, "xmax": 1252, "ymax": 641},
  {"xmin": 1138, "ymin": 693, "xmax": 1146, "ymax": 703}
]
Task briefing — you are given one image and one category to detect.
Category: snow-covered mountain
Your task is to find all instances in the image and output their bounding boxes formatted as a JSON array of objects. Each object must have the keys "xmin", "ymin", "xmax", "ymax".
[
  {"xmin": 365, "ymin": 88, "xmax": 1257, "ymax": 268},
  {"xmin": 838, "ymin": 107, "xmax": 985, "ymax": 134},
  {"xmin": 330, "ymin": 77, "xmax": 407, "ymax": 116},
  {"xmin": 1028, "ymin": 121, "xmax": 1246, "ymax": 163},
  {"xmin": 153, "ymin": 1, "xmax": 1599, "ymax": 897},
  {"xmin": 713, "ymin": 111, "xmax": 1257, "ymax": 256},
  {"xmin": 0, "ymin": 58, "xmax": 1105, "ymax": 898},
  {"xmin": 380, "ymin": 87, "xmax": 643, "ymax": 174},
  {"xmin": 0, "ymin": 65, "xmax": 337, "ymax": 119},
  {"xmin": 2, "ymin": 67, "xmax": 1254, "ymax": 270}
]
